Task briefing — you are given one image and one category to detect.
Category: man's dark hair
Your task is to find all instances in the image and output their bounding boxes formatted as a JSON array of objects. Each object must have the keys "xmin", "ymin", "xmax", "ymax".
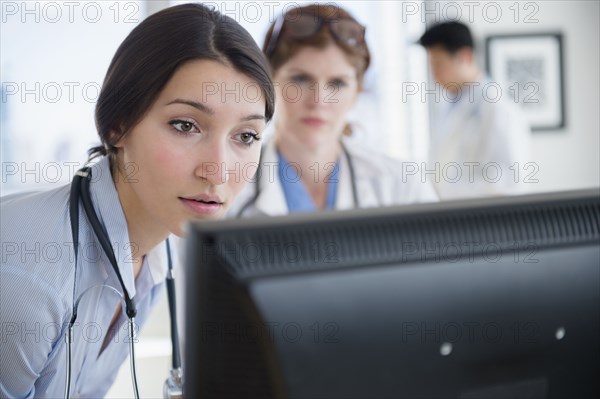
[{"xmin": 418, "ymin": 21, "xmax": 474, "ymax": 53}]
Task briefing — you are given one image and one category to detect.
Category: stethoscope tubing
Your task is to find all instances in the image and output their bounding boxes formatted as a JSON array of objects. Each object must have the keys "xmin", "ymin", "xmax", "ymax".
[
  {"xmin": 66, "ymin": 167, "xmax": 180, "ymax": 398},
  {"xmin": 236, "ymin": 141, "xmax": 359, "ymax": 217}
]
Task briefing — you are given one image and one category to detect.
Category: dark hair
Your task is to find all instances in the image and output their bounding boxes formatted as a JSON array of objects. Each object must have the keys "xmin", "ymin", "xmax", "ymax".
[
  {"xmin": 418, "ymin": 21, "xmax": 474, "ymax": 53},
  {"xmin": 262, "ymin": 4, "xmax": 371, "ymax": 85},
  {"xmin": 90, "ymin": 3, "xmax": 275, "ymax": 160}
]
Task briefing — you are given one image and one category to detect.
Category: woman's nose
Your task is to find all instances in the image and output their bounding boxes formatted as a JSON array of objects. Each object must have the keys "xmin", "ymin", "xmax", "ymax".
[
  {"xmin": 194, "ymin": 141, "xmax": 230, "ymax": 185},
  {"xmin": 304, "ymin": 81, "xmax": 331, "ymax": 107}
]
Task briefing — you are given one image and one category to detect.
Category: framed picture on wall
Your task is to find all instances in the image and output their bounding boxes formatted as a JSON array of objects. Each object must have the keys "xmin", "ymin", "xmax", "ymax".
[{"xmin": 485, "ymin": 33, "xmax": 565, "ymax": 131}]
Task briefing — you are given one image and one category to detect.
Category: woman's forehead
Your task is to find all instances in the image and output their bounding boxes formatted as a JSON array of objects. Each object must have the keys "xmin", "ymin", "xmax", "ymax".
[{"xmin": 277, "ymin": 45, "xmax": 358, "ymax": 78}]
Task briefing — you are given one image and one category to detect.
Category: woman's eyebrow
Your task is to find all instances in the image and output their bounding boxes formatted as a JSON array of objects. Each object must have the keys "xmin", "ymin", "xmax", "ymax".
[
  {"xmin": 287, "ymin": 68, "xmax": 313, "ymax": 78},
  {"xmin": 167, "ymin": 98, "xmax": 264, "ymax": 122},
  {"xmin": 241, "ymin": 114, "xmax": 266, "ymax": 122},
  {"xmin": 287, "ymin": 68, "xmax": 353, "ymax": 81},
  {"xmin": 166, "ymin": 99, "xmax": 215, "ymax": 115}
]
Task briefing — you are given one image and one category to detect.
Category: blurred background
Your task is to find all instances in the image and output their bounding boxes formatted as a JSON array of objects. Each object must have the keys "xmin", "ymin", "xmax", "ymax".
[
  {"xmin": 1, "ymin": 1, "xmax": 598, "ymax": 397},
  {"xmin": 2, "ymin": 1, "xmax": 598, "ymax": 196}
]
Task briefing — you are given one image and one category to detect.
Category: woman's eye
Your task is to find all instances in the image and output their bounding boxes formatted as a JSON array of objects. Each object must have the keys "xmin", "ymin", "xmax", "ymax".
[
  {"xmin": 169, "ymin": 119, "xmax": 199, "ymax": 134},
  {"xmin": 329, "ymin": 79, "xmax": 347, "ymax": 89},
  {"xmin": 238, "ymin": 132, "xmax": 260, "ymax": 146}
]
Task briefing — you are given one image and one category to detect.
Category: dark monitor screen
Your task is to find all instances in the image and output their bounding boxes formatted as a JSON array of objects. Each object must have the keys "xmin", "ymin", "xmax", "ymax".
[{"xmin": 184, "ymin": 189, "xmax": 599, "ymax": 399}]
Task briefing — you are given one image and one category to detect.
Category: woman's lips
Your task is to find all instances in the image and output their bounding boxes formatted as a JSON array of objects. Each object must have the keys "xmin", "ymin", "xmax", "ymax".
[
  {"xmin": 179, "ymin": 197, "xmax": 223, "ymax": 215},
  {"xmin": 301, "ymin": 117, "xmax": 325, "ymax": 127}
]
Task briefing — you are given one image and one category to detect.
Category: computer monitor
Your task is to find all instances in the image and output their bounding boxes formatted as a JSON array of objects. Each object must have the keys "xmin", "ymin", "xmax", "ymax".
[{"xmin": 184, "ymin": 189, "xmax": 599, "ymax": 398}]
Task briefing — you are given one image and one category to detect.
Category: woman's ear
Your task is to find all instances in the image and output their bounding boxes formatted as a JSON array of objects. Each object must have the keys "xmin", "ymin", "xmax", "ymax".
[{"xmin": 108, "ymin": 126, "xmax": 126, "ymax": 149}]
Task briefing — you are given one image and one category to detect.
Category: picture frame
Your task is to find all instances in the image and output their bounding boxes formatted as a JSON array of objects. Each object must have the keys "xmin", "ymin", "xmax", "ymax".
[{"xmin": 485, "ymin": 33, "xmax": 565, "ymax": 131}]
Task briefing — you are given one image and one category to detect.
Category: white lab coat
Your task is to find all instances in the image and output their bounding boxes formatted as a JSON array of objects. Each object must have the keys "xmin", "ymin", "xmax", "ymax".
[
  {"xmin": 228, "ymin": 137, "xmax": 438, "ymax": 218},
  {"xmin": 428, "ymin": 77, "xmax": 532, "ymax": 200}
]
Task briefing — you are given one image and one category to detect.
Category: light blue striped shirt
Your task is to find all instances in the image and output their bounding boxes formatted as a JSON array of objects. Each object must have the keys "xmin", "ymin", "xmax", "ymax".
[{"xmin": 1, "ymin": 156, "xmax": 171, "ymax": 398}]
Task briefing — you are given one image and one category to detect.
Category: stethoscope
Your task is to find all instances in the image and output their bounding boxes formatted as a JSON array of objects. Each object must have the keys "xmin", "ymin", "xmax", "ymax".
[
  {"xmin": 235, "ymin": 140, "xmax": 360, "ymax": 217},
  {"xmin": 66, "ymin": 167, "xmax": 182, "ymax": 399}
]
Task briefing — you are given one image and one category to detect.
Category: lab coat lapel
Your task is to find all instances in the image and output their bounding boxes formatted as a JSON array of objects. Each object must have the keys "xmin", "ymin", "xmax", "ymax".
[
  {"xmin": 335, "ymin": 140, "xmax": 380, "ymax": 209},
  {"xmin": 335, "ymin": 147, "xmax": 354, "ymax": 211},
  {"xmin": 254, "ymin": 140, "xmax": 288, "ymax": 216}
]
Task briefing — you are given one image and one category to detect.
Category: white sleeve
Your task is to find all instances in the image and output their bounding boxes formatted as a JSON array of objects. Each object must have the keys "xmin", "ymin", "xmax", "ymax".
[{"xmin": 478, "ymin": 100, "xmax": 533, "ymax": 196}]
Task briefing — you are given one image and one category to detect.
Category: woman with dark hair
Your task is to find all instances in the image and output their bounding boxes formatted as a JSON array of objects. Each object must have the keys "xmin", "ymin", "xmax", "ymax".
[
  {"xmin": 0, "ymin": 3, "xmax": 273, "ymax": 397},
  {"xmin": 230, "ymin": 3, "xmax": 436, "ymax": 218}
]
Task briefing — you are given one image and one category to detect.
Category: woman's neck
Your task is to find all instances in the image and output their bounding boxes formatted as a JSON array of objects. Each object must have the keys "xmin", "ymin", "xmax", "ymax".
[
  {"xmin": 275, "ymin": 133, "xmax": 342, "ymax": 209},
  {"xmin": 111, "ymin": 157, "xmax": 169, "ymax": 277}
]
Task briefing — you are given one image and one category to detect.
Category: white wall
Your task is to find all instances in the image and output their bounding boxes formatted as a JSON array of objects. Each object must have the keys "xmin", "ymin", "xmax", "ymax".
[{"xmin": 0, "ymin": 1, "xmax": 143, "ymax": 194}]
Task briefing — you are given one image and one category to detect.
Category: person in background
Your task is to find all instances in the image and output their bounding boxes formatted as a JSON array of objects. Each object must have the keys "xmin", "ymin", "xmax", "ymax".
[
  {"xmin": 230, "ymin": 3, "xmax": 437, "ymax": 218},
  {"xmin": 419, "ymin": 21, "xmax": 532, "ymax": 200},
  {"xmin": 0, "ymin": 4, "xmax": 273, "ymax": 397}
]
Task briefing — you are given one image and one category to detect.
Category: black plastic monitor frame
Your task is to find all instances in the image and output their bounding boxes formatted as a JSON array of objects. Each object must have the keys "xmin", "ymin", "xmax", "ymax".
[{"xmin": 185, "ymin": 189, "xmax": 600, "ymax": 398}]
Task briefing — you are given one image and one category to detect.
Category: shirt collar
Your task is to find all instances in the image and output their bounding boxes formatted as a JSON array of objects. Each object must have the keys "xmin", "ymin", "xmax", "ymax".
[
  {"xmin": 146, "ymin": 237, "xmax": 174, "ymax": 284},
  {"xmin": 86, "ymin": 157, "xmax": 169, "ymax": 297},
  {"xmin": 277, "ymin": 150, "xmax": 340, "ymax": 212},
  {"xmin": 277, "ymin": 150, "xmax": 316, "ymax": 213}
]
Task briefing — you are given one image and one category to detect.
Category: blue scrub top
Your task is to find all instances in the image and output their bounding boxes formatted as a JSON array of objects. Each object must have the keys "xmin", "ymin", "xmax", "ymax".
[{"xmin": 277, "ymin": 151, "xmax": 340, "ymax": 212}]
